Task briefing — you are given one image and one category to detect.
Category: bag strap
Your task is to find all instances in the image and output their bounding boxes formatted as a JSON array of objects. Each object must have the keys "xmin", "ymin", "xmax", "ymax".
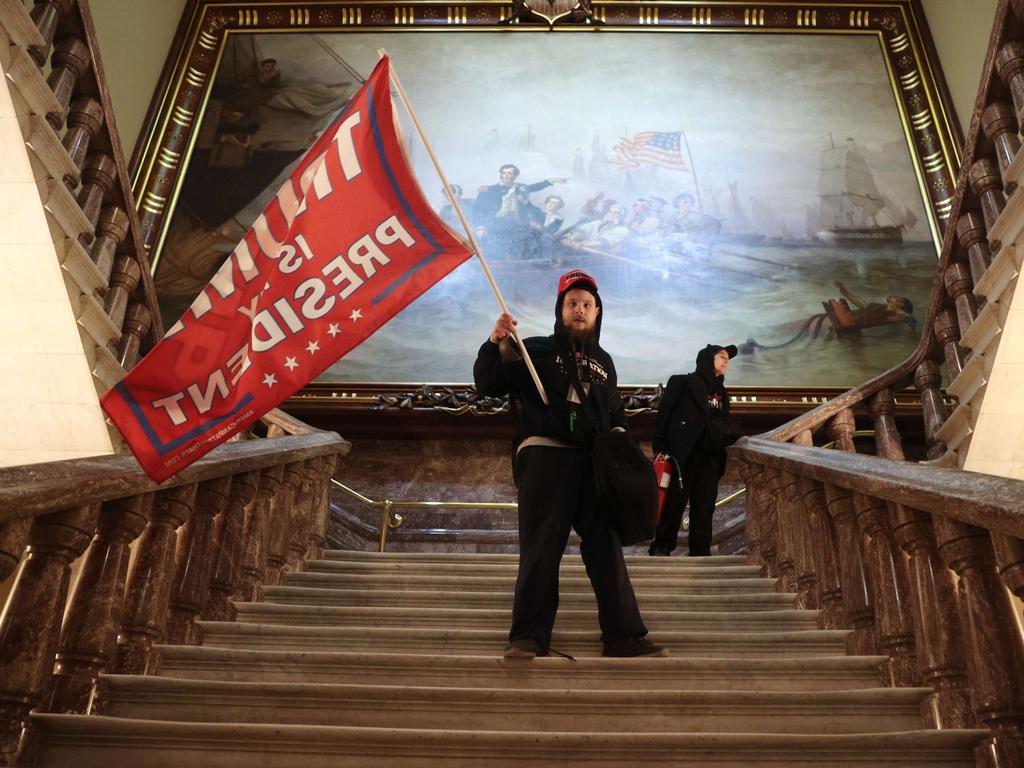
[{"xmin": 566, "ymin": 361, "xmax": 604, "ymax": 438}]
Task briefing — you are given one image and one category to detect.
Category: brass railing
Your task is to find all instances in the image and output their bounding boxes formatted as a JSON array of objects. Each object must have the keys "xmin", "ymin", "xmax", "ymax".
[{"xmin": 331, "ymin": 478, "xmax": 747, "ymax": 552}]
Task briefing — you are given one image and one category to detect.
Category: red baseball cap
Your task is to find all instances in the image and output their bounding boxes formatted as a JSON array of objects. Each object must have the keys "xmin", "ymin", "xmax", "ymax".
[{"xmin": 557, "ymin": 268, "xmax": 598, "ymax": 296}]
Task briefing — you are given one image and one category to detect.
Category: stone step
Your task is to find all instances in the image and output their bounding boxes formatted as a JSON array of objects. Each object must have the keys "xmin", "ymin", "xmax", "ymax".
[
  {"xmin": 230, "ymin": 603, "xmax": 820, "ymax": 632},
  {"xmin": 303, "ymin": 559, "xmax": 764, "ymax": 579},
  {"xmin": 261, "ymin": 585, "xmax": 798, "ymax": 611},
  {"xmin": 284, "ymin": 571, "xmax": 779, "ymax": 594},
  {"xmin": 321, "ymin": 550, "xmax": 752, "ymax": 567},
  {"xmin": 196, "ymin": 622, "xmax": 849, "ymax": 657},
  {"xmin": 99, "ymin": 675, "xmax": 933, "ymax": 735},
  {"xmin": 32, "ymin": 715, "xmax": 986, "ymax": 768},
  {"xmin": 155, "ymin": 646, "xmax": 887, "ymax": 691}
]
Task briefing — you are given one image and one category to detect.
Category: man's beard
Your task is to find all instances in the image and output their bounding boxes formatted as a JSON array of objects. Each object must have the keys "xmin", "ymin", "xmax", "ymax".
[{"xmin": 561, "ymin": 321, "xmax": 596, "ymax": 348}]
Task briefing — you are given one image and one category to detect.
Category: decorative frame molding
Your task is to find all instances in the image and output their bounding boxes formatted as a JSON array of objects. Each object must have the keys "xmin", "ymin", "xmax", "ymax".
[{"xmin": 129, "ymin": 0, "xmax": 962, "ymax": 420}]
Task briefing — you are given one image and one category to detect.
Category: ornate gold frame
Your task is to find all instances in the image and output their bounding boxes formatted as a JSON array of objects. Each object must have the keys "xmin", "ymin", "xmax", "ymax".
[{"xmin": 130, "ymin": 0, "xmax": 961, "ymax": 415}]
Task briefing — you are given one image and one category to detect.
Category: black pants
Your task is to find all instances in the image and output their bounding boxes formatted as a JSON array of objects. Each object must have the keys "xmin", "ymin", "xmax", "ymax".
[
  {"xmin": 510, "ymin": 445, "xmax": 647, "ymax": 648},
  {"xmin": 651, "ymin": 452, "xmax": 722, "ymax": 556}
]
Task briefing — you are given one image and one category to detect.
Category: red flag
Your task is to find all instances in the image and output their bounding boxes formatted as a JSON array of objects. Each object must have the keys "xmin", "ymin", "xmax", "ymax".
[{"xmin": 103, "ymin": 57, "xmax": 473, "ymax": 481}]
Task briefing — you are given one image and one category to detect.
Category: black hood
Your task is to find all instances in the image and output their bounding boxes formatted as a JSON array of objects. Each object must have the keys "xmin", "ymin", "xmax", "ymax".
[{"xmin": 695, "ymin": 344, "xmax": 737, "ymax": 387}]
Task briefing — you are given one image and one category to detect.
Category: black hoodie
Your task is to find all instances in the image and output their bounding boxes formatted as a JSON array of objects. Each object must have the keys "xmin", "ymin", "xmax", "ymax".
[
  {"xmin": 473, "ymin": 286, "xmax": 626, "ymax": 450},
  {"xmin": 652, "ymin": 345, "xmax": 736, "ymax": 467}
]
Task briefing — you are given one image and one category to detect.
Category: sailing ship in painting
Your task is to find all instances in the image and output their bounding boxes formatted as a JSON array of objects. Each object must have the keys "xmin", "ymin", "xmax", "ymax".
[{"xmin": 813, "ymin": 137, "xmax": 918, "ymax": 246}]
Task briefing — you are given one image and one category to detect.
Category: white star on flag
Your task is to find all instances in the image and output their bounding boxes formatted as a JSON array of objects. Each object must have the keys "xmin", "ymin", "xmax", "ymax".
[
  {"xmin": 262, "ymin": 373, "xmax": 277, "ymax": 388},
  {"xmin": 284, "ymin": 356, "xmax": 299, "ymax": 371},
  {"xmin": 306, "ymin": 340, "xmax": 320, "ymax": 354},
  {"xmin": 350, "ymin": 308, "xmax": 363, "ymax": 322},
  {"xmin": 327, "ymin": 323, "xmax": 341, "ymax": 338}
]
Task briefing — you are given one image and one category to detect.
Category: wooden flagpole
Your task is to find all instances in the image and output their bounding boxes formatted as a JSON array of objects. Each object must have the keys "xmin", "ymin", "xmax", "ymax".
[{"xmin": 379, "ymin": 50, "xmax": 549, "ymax": 404}]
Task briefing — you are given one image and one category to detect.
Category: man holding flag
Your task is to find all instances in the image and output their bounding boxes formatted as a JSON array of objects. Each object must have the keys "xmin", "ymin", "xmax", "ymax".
[{"xmin": 103, "ymin": 57, "xmax": 473, "ymax": 482}]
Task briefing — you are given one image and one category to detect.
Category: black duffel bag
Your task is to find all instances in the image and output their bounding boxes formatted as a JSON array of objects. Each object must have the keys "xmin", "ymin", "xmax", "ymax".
[
  {"xmin": 567, "ymin": 378, "xmax": 658, "ymax": 546},
  {"xmin": 591, "ymin": 429, "xmax": 658, "ymax": 545}
]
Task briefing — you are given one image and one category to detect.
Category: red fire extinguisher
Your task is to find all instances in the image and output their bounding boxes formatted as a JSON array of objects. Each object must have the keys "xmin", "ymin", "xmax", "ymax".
[{"xmin": 654, "ymin": 453, "xmax": 673, "ymax": 525}]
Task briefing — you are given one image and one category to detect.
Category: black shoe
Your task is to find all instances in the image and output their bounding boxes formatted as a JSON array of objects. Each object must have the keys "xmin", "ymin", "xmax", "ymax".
[
  {"xmin": 602, "ymin": 636, "xmax": 669, "ymax": 658},
  {"xmin": 503, "ymin": 637, "xmax": 549, "ymax": 658},
  {"xmin": 648, "ymin": 546, "xmax": 671, "ymax": 557}
]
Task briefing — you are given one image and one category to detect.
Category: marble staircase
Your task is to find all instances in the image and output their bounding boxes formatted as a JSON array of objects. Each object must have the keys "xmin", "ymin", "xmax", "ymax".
[{"xmin": 32, "ymin": 550, "xmax": 987, "ymax": 767}]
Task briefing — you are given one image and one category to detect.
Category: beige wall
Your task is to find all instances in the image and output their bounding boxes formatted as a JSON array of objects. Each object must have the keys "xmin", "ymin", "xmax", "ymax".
[
  {"xmin": 921, "ymin": 0, "xmax": 999, "ymax": 137},
  {"xmin": 88, "ymin": 0, "xmax": 189, "ymax": 160}
]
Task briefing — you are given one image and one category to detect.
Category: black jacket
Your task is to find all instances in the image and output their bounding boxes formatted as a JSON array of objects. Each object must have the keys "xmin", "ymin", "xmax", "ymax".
[
  {"xmin": 652, "ymin": 373, "xmax": 733, "ymax": 469},
  {"xmin": 474, "ymin": 335, "xmax": 627, "ymax": 449}
]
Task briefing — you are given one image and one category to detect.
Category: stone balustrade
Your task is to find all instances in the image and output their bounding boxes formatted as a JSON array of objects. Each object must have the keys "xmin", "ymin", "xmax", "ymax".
[
  {"xmin": 0, "ymin": 424, "xmax": 350, "ymax": 765},
  {"xmin": 0, "ymin": 0, "xmax": 164, "ymax": 430}
]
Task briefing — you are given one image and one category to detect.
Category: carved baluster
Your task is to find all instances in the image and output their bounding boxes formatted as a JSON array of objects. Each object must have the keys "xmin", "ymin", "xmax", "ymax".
[
  {"xmin": 997, "ymin": 40, "xmax": 1024, "ymax": 121},
  {"xmin": 166, "ymin": 477, "xmax": 231, "ymax": 645},
  {"xmin": 104, "ymin": 256, "xmax": 142, "ymax": 331},
  {"xmin": 0, "ymin": 518, "xmax": 32, "ymax": 582},
  {"xmin": 829, "ymin": 408, "xmax": 858, "ymax": 453},
  {"xmin": 117, "ymin": 303, "xmax": 152, "ymax": 369},
  {"xmin": 27, "ymin": 0, "xmax": 74, "ymax": 67},
  {"xmin": 0, "ymin": 505, "xmax": 99, "ymax": 763},
  {"xmin": 968, "ymin": 159, "xmax": 1007, "ymax": 249},
  {"xmin": 307, "ymin": 456, "xmax": 339, "ymax": 561},
  {"xmin": 91, "ymin": 207, "xmax": 129, "ymax": 285},
  {"xmin": 287, "ymin": 464, "xmax": 317, "ymax": 568},
  {"xmin": 914, "ymin": 359, "xmax": 949, "ymax": 459},
  {"xmin": 61, "ymin": 97, "xmax": 103, "ymax": 177},
  {"xmin": 739, "ymin": 462, "xmax": 765, "ymax": 572},
  {"xmin": 237, "ymin": 464, "xmax": 284, "ymax": 602},
  {"xmin": 47, "ymin": 494, "xmax": 152, "ymax": 714},
  {"xmin": 956, "ymin": 211, "xmax": 994, "ymax": 287},
  {"xmin": 852, "ymin": 491, "xmax": 918, "ymax": 686},
  {"xmin": 752, "ymin": 465, "xmax": 779, "ymax": 579},
  {"xmin": 204, "ymin": 470, "xmax": 260, "ymax": 621},
  {"xmin": 944, "ymin": 263, "xmax": 979, "ymax": 341},
  {"xmin": 45, "ymin": 38, "xmax": 89, "ymax": 130},
  {"xmin": 76, "ymin": 154, "xmax": 117, "ymax": 233},
  {"xmin": 933, "ymin": 518, "xmax": 1024, "ymax": 765},
  {"xmin": 769, "ymin": 468, "xmax": 798, "ymax": 594},
  {"xmin": 114, "ymin": 484, "xmax": 196, "ymax": 675},
  {"xmin": 783, "ymin": 470, "xmax": 818, "ymax": 609},
  {"xmin": 267, "ymin": 461, "xmax": 305, "ymax": 584},
  {"xmin": 872, "ymin": 388, "xmax": 972, "ymax": 723},
  {"xmin": 823, "ymin": 482, "xmax": 878, "ymax": 656},
  {"xmin": 933, "ymin": 309, "xmax": 966, "ymax": 380},
  {"xmin": 991, "ymin": 534, "xmax": 1024, "ymax": 601},
  {"xmin": 982, "ymin": 103, "xmax": 1021, "ymax": 187},
  {"xmin": 1012, "ymin": 0, "xmax": 1024, "ymax": 22}
]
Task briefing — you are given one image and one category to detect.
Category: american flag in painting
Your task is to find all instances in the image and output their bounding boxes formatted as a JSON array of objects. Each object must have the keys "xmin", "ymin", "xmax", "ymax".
[{"xmin": 610, "ymin": 131, "xmax": 689, "ymax": 172}]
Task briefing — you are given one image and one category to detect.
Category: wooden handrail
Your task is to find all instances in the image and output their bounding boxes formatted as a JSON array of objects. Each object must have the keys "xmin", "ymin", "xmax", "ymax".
[
  {"xmin": 732, "ymin": 437, "xmax": 1024, "ymax": 540},
  {"xmin": 0, "ymin": 431, "xmax": 347, "ymax": 525}
]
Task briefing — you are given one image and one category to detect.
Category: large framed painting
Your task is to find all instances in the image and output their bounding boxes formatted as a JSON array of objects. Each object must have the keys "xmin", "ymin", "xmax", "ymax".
[{"xmin": 131, "ymin": 0, "xmax": 960, "ymax": 412}]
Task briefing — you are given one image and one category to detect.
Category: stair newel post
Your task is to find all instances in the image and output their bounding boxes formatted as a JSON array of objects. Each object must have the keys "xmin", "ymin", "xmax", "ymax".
[
  {"xmin": 981, "ymin": 103, "xmax": 1021, "ymax": 188},
  {"xmin": 944, "ymin": 263, "xmax": 980, "ymax": 342},
  {"xmin": 932, "ymin": 518, "xmax": 1024, "ymax": 767},
  {"xmin": 914, "ymin": 359, "xmax": 950, "ymax": 459},
  {"xmin": 851, "ymin": 490, "xmax": 919, "ymax": 686},
  {"xmin": 266, "ymin": 461, "xmax": 304, "ymax": 584},
  {"xmin": 166, "ymin": 477, "xmax": 232, "ymax": 645},
  {"xmin": 968, "ymin": 159, "xmax": 1007, "ymax": 250},
  {"xmin": 204, "ymin": 470, "xmax": 260, "ymax": 622},
  {"xmin": 45, "ymin": 38, "xmax": 89, "ymax": 131},
  {"xmin": 0, "ymin": 504, "xmax": 100, "ymax": 765},
  {"xmin": 27, "ymin": 0, "xmax": 74, "ymax": 67},
  {"xmin": 114, "ymin": 484, "xmax": 197, "ymax": 675},
  {"xmin": 956, "ymin": 212, "xmax": 994, "ymax": 287},
  {"xmin": 237, "ymin": 464, "xmax": 283, "ymax": 602},
  {"xmin": 871, "ymin": 389, "xmax": 972, "ymax": 726},
  {"xmin": 792, "ymin": 430, "xmax": 846, "ymax": 628},
  {"xmin": 933, "ymin": 309, "xmax": 967, "ymax": 380},
  {"xmin": 0, "ymin": 518, "xmax": 32, "ymax": 582},
  {"xmin": 47, "ymin": 494, "xmax": 153, "ymax": 714}
]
